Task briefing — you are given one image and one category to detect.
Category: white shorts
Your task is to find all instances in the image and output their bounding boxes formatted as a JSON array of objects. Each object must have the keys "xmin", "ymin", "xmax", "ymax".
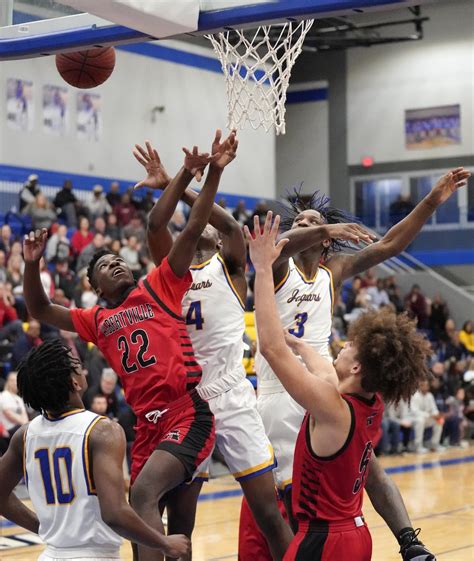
[
  {"xmin": 40, "ymin": 555, "xmax": 120, "ymax": 561},
  {"xmin": 257, "ymin": 386, "xmax": 305, "ymax": 492},
  {"xmin": 197, "ymin": 378, "xmax": 275, "ymax": 481}
]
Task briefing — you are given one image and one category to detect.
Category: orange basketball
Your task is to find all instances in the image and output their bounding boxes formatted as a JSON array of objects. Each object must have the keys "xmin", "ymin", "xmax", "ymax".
[{"xmin": 55, "ymin": 47, "xmax": 116, "ymax": 89}]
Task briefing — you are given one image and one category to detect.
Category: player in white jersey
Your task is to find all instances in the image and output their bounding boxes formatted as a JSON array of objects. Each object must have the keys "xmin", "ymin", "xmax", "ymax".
[
  {"xmin": 133, "ymin": 137, "xmax": 293, "ymax": 561},
  {"xmin": 0, "ymin": 339, "xmax": 189, "ymax": 561},
  {"xmin": 256, "ymin": 168, "xmax": 471, "ymax": 526}
]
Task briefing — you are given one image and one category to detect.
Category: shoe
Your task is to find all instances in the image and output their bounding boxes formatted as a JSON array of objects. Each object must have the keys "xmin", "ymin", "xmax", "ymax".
[
  {"xmin": 430, "ymin": 445, "xmax": 446, "ymax": 453},
  {"xmin": 415, "ymin": 446, "xmax": 429, "ymax": 454}
]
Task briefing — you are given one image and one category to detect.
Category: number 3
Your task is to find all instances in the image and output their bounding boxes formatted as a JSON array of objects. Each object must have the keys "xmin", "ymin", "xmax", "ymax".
[{"xmin": 289, "ymin": 312, "xmax": 308, "ymax": 338}]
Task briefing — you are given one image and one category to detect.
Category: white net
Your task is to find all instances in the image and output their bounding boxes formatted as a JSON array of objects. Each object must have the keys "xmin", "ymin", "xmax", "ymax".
[{"xmin": 206, "ymin": 20, "xmax": 314, "ymax": 135}]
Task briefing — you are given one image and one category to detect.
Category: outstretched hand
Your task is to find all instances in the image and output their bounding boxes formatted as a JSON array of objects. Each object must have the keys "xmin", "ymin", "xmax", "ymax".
[
  {"xmin": 325, "ymin": 223, "xmax": 377, "ymax": 245},
  {"xmin": 244, "ymin": 211, "xmax": 289, "ymax": 271},
  {"xmin": 23, "ymin": 229, "xmax": 48, "ymax": 264},
  {"xmin": 182, "ymin": 145, "xmax": 213, "ymax": 182},
  {"xmin": 429, "ymin": 167, "xmax": 471, "ymax": 206},
  {"xmin": 210, "ymin": 129, "xmax": 239, "ymax": 170},
  {"xmin": 133, "ymin": 141, "xmax": 171, "ymax": 191}
]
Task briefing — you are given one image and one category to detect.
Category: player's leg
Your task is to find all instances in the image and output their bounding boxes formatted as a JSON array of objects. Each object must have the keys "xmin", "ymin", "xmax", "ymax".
[
  {"xmin": 130, "ymin": 449, "xmax": 188, "ymax": 561},
  {"xmin": 162, "ymin": 480, "xmax": 203, "ymax": 561},
  {"xmin": 282, "ymin": 487, "xmax": 297, "ymax": 533},
  {"xmin": 239, "ymin": 496, "xmax": 274, "ymax": 561}
]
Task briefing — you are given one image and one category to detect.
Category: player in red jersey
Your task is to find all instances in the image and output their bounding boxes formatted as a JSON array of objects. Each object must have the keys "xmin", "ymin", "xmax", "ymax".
[
  {"xmin": 22, "ymin": 130, "xmax": 238, "ymax": 561},
  {"xmin": 246, "ymin": 211, "xmax": 437, "ymax": 561}
]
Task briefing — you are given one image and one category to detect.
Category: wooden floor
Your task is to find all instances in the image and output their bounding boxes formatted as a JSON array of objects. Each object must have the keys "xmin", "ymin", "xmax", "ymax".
[{"xmin": 1, "ymin": 446, "xmax": 473, "ymax": 561}]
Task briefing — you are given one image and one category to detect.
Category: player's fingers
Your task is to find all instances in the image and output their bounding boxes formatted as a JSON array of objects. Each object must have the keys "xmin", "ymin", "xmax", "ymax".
[
  {"xmin": 243, "ymin": 225, "xmax": 252, "ymax": 243},
  {"xmin": 253, "ymin": 214, "xmax": 260, "ymax": 236},
  {"xmin": 213, "ymin": 129, "xmax": 222, "ymax": 146},
  {"xmin": 263, "ymin": 211, "xmax": 273, "ymax": 235},
  {"xmin": 135, "ymin": 143, "xmax": 149, "ymax": 161},
  {"xmin": 232, "ymin": 139, "xmax": 239, "ymax": 153},
  {"xmin": 145, "ymin": 141, "xmax": 154, "ymax": 160},
  {"xmin": 193, "ymin": 146, "xmax": 198, "ymax": 156},
  {"xmin": 153, "ymin": 149, "xmax": 161, "ymax": 164},
  {"xmin": 195, "ymin": 170, "xmax": 202, "ymax": 182},
  {"xmin": 182, "ymin": 147, "xmax": 191, "ymax": 157},
  {"xmin": 133, "ymin": 151, "xmax": 148, "ymax": 167},
  {"xmin": 271, "ymin": 214, "xmax": 281, "ymax": 238},
  {"xmin": 28, "ymin": 231, "xmax": 35, "ymax": 242},
  {"xmin": 275, "ymin": 238, "xmax": 290, "ymax": 254},
  {"xmin": 133, "ymin": 181, "xmax": 144, "ymax": 191}
]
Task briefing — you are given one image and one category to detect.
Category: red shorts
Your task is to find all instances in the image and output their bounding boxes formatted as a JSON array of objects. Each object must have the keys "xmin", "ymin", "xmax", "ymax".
[
  {"xmin": 130, "ymin": 390, "xmax": 215, "ymax": 484},
  {"xmin": 283, "ymin": 518, "xmax": 372, "ymax": 561}
]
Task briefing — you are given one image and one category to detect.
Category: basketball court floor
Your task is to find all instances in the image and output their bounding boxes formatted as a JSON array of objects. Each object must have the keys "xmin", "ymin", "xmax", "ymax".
[{"xmin": 1, "ymin": 446, "xmax": 472, "ymax": 561}]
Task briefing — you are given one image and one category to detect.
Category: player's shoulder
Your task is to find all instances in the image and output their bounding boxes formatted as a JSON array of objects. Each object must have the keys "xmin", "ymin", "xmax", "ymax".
[{"xmin": 88, "ymin": 416, "xmax": 125, "ymax": 445}]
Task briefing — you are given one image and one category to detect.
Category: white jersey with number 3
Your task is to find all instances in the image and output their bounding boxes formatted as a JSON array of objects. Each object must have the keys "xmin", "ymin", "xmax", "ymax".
[
  {"xmin": 24, "ymin": 409, "xmax": 122, "ymax": 558},
  {"xmin": 183, "ymin": 253, "xmax": 246, "ymax": 399},
  {"xmin": 256, "ymin": 257, "xmax": 334, "ymax": 385}
]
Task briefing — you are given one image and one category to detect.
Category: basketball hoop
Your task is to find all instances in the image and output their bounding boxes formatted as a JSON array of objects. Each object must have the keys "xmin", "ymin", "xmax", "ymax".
[{"xmin": 206, "ymin": 20, "xmax": 314, "ymax": 135}]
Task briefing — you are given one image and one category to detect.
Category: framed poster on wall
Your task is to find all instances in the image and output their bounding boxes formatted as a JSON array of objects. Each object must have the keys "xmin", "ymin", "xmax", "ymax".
[{"xmin": 405, "ymin": 104, "xmax": 461, "ymax": 150}]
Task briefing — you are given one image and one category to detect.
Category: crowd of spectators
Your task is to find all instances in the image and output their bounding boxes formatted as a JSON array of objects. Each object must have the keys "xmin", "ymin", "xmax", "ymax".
[{"xmin": 0, "ymin": 175, "xmax": 472, "ymax": 466}]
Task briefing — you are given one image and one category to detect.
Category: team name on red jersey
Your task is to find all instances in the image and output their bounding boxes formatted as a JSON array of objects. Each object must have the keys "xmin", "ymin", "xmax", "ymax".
[{"xmin": 101, "ymin": 304, "xmax": 155, "ymax": 337}]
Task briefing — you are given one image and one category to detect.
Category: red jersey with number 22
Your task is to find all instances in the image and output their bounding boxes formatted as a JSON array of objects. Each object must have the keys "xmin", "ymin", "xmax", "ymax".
[
  {"xmin": 70, "ymin": 257, "xmax": 202, "ymax": 417},
  {"xmin": 292, "ymin": 393, "xmax": 383, "ymax": 522}
]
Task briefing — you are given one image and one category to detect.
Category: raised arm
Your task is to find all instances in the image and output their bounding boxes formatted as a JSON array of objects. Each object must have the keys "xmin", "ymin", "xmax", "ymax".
[
  {"xmin": 0, "ymin": 426, "xmax": 40, "ymax": 534},
  {"xmin": 134, "ymin": 142, "xmax": 213, "ymax": 266},
  {"xmin": 245, "ymin": 212, "xmax": 346, "ymax": 423},
  {"xmin": 23, "ymin": 229, "xmax": 75, "ymax": 331},
  {"xmin": 328, "ymin": 168, "xmax": 471, "ymax": 287},
  {"xmin": 365, "ymin": 454, "xmax": 436, "ymax": 561},
  {"xmin": 90, "ymin": 419, "xmax": 190, "ymax": 558},
  {"xmin": 168, "ymin": 130, "xmax": 239, "ymax": 278}
]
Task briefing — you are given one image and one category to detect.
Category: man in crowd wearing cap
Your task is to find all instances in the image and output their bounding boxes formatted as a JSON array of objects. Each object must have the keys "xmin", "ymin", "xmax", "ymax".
[
  {"xmin": 19, "ymin": 174, "xmax": 40, "ymax": 212},
  {"xmin": 87, "ymin": 184, "xmax": 112, "ymax": 222}
]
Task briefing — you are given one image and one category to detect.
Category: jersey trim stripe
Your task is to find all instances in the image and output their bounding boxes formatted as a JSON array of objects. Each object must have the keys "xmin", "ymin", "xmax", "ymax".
[
  {"xmin": 216, "ymin": 253, "xmax": 245, "ymax": 310},
  {"xmin": 22, "ymin": 426, "xmax": 28, "ymax": 487},
  {"xmin": 42, "ymin": 409, "xmax": 86, "ymax": 422},
  {"xmin": 305, "ymin": 399, "xmax": 355, "ymax": 462},
  {"xmin": 190, "ymin": 257, "xmax": 213, "ymax": 270},
  {"xmin": 319, "ymin": 264, "xmax": 335, "ymax": 316},
  {"xmin": 82, "ymin": 415, "xmax": 105, "ymax": 495},
  {"xmin": 274, "ymin": 266, "xmax": 290, "ymax": 294},
  {"xmin": 143, "ymin": 278, "xmax": 183, "ymax": 321},
  {"xmin": 233, "ymin": 445, "xmax": 276, "ymax": 481},
  {"xmin": 294, "ymin": 263, "xmax": 318, "ymax": 284}
]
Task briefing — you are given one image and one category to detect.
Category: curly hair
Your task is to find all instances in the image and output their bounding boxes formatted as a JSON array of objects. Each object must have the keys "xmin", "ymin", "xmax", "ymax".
[
  {"xmin": 17, "ymin": 339, "xmax": 81, "ymax": 414},
  {"xmin": 348, "ymin": 308, "xmax": 431, "ymax": 405},
  {"xmin": 280, "ymin": 186, "xmax": 358, "ymax": 260},
  {"xmin": 87, "ymin": 249, "xmax": 114, "ymax": 289}
]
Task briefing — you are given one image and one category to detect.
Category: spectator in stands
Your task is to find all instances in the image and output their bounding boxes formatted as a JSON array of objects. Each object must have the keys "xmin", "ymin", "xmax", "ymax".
[
  {"xmin": 0, "ymin": 251, "xmax": 7, "ymax": 283},
  {"xmin": 344, "ymin": 275, "xmax": 362, "ymax": 313},
  {"xmin": 105, "ymin": 213, "xmax": 121, "ymax": 241},
  {"xmin": 119, "ymin": 235, "xmax": 142, "ymax": 277},
  {"xmin": 87, "ymin": 184, "xmax": 112, "ymax": 221},
  {"xmin": 19, "ymin": 174, "xmax": 40, "ymax": 212},
  {"xmin": 405, "ymin": 284, "xmax": 429, "ymax": 328},
  {"xmin": 39, "ymin": 258, "xmax": 54, "ymax": 299},
  {"xmin": 93, "ymin": 216, "xmax": 107, "ymax": 237},
  {"xmin": 389, "ymin": 194, "xmax": 415, "ymax": 226},
  {"xmin": 11, "ymin": 319, "xmax": 42, "ymax": 368},
  {"xmin": 367, "ymin": 278, "xmax": 390, "ymax": 309},
  {"xmin": 429, "ymin": 294, "xmax": 450, "ymax": 341},
  {"xmin": 459, "ymin": 320, "xmax": 474, "ymax": 354},
  {"xmin": 6, "ymin": 254, "xmax": 24, "ymax": 294},
  {"xmin": 139, "ymin": 190, "xmax": 155, "ymax": 215},
  {"xmin": 168, "ymin": 209, "xmax": 186, "ymax": 237},
  {"xmin": 444, "ymin": 387, "xmax": 466, "ymax": 447},
  {"xmin": 0, "ymin": 282, "xmax": 23, "ymax": 342},
  {"xmin": 89, "ymin": 394, "xmax": 109, "ymax": 416},
  {"xmin": 445, "ymin": 358, "xmax": 465, "ymax": 396},
  {"xmin": 52, "ymin": 258, "xmax": 75, "ymax": 300},
  {"xmin": 74, "ymin": 272, "xmax": 98, "ymax": 310},
  {"xmin": 0, "ymin": 371, "xmax": 29, "ymax": 455},
  {"xmin": 71, "ymin": 216, "xmax": 93, "ymax": 256},
  {"xmin": 84, "ymin": 368, "xmax": 119, "ymax": 419},
  {"xmin": 76, "ymin": 232, "xmax": 106, "ymax": 273},
  {"xmin": 384, "ymin": 276, "xmax": 404, "ymax": 313},
  {"xmin": 114, "ymin": 192, "xmax": 136, "ymax": 227},
  {"xmin": 245, "ymin": 200, "xmax": 268, "ymax": 232},
  {"xmin": 232, "ymin": 199, "xmax": 249, "ymax": 226},
  {"xmin": 463, "ymin": 384, "xmax": 474, "ymax": 440},
  {"xmin": 25, "ymin": 193, "xmax": 57, "ymax": 231},
  {"xmin": 53, "ymin": 179, "xmax": 80, "ymax": 227},
  {"xmin": 410, "ymin": 380, "xmax": 445, "ymax": 453},
  {"xmin": 45, "ymin": 223, "xmax": 70, "ymax": 263},
  {"xmin": 0, "ymin": 225, "xmax": 13, "ymax": 255},
  {"xmin": 123, "ymin": 215, "xmax": 146, "ymax": 244},
  {"xmin": 439, "ymin": 319, "xmax": 464, "ymax": 362},
  {"xmin": 106, "ymin": 181, "xmax": 121, "ymax": 208},
  {"xmin": 110, "ymin": 239, "xmax": 122, "ymax": 255},
  {"xmin": 378, "ymin": 407, "xmax": 402, "ymax": 455},
  {"xmin": 361, "ymin": 268, "xmax": 377, "ymax": 289}
]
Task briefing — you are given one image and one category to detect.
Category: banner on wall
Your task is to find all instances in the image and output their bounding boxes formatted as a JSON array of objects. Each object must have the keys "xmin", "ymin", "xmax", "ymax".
[
  {"xmin": 77, "ymin": 92, "xmax": 102, "ymax": 141},
  {"xmin": 43, "ymin": 85, "xmax": 69, "ymax": 135},
  {"xmin": 405, "ymin": 104, "xmax": 461, "ymax": 150},
  {"xmin": 6, "ymin": 78, "xmax": 34, "ymax": 131}
]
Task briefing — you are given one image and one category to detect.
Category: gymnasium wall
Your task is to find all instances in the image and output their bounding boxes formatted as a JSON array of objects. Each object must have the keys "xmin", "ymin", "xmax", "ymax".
[
  {"xmin": 347, "ymin": 0, "xmax": 474, "ymax": 166},
  {"xmin": 0, "ymin": 40, "xmax": 276, "ymax": 204}
]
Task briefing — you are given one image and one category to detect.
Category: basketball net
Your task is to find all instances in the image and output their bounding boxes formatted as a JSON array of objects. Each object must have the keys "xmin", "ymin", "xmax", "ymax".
[{"xmin": 206, "ymin": 20, "xmax": 314, "ymax": 135}]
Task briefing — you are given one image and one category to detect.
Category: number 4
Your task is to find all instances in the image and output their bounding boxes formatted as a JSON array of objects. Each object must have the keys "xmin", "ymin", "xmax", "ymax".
[{"xmin": 186, "ymin": 301, "xmax": 204, "ymax": 330}]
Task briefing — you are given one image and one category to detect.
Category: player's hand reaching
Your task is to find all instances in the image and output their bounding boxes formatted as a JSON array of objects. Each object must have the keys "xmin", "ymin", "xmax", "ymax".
[
  {"xmin": 325, "ymin": 223, "xmax": 376, "ymax": 245},
  {"xmin": 162, "ymin": 533, "xmax": 191, "ymax": 559},
  {"xmin": 182, "ymin": 145, "xmax": 213, "ymax": 182},
  {"xmin": 133, "ymin": 141, "xmax": 171, "ymax": 191},
  {"xmin": 23, "ymin": 229, "xmax": 48, "ymax": 264},
  {"xmin": 428, "ymin": 167, "xmax": 471, "ymax": 206},
  {"xmin": 399, "ymin": 528, "xmax": 436, "ymax": 561},
  {"xmin": 210, "ymin": 128, "xmax": 239, "ymax": 170},
  {"xmin": 244, "ymin": 211, "xmax": 289, "ymax": 271}
]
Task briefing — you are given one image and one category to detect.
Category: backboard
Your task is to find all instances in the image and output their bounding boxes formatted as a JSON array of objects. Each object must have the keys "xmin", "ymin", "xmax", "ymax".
[{"xmin": 0, "ymin": 0, "xmax": 433, "ymax": 60}]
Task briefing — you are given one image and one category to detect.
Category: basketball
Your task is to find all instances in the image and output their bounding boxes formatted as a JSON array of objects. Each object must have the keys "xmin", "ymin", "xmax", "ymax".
[{"xmin": 55, "ymin": 47, "xmax": 116, "ymax": 89}]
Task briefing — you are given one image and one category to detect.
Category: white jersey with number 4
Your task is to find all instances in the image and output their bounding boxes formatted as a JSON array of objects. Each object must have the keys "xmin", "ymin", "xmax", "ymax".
[
  {"xmin": 24, "ymin": 409, "xmax": 122, "ymax": 559},
  {"xmin": 256, "ymin": 257, "xmax": 334, "ymax": 386},
  {"xmin": 183, "ymin": 253, "xmax": 246, "ymax": 399}
]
